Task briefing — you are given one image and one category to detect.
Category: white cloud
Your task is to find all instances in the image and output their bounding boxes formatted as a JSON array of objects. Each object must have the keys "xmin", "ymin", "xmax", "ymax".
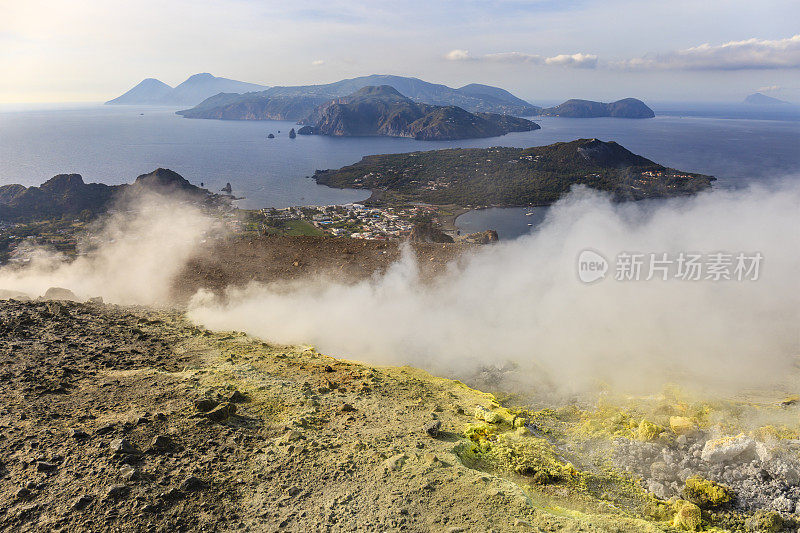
[
  {"xmin": 445, "ymin": 49, "xmax": 598, "ymax": 68},
  {"xmin": 757, "ymin": 85, "xmax": 782, "ymax": 93},
  {"xmin": 311, "ymin": 59, "xmax": 325, "ymax": 66},
  {"xmin": 544, "ymin": 53, "xmax": 598, "ymax": 68},
  {"xmin": 619, "ymin": 35, "xmax": 800, "ymax": 71},
  {"xmin": 444, "ymin": 49, "xmax": 471, "ymax": 61}
]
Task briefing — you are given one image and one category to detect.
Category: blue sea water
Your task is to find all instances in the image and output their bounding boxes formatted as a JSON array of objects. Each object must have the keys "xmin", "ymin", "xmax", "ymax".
[{"xmin": 1, "ymin": 103, "xmax": 798, "ymax": 238}]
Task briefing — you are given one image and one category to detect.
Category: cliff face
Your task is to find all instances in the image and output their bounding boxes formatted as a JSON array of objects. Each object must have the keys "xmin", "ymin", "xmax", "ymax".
[
  {"xmin": 301, "ymin": 86, "xmax": 539, "ymax": 140},
  {"xmin": 541, "ymin": 98, "xmax": 655, "ymax": 118}
]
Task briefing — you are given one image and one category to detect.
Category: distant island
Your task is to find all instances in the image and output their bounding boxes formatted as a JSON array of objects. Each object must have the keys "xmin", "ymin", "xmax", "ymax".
[
  {"xmin": 312, "ymin": 138, "xmax": 713, "ymax": 207},
  {"xmin": 106, "ymin": 73, "xmax": 267, "ymax": 106},
  {"xmin": 176, "ymin": 78, "xmax": 655, "ymax": 121},
  {"xmin": 294, "ymin": 85, "xmax": 538, "ymax": 141},
  {"xmin": 540, "ymin": 98, "xmax": 655, "ymax": 118},
  {"xmin": 0, "ymin": 169, "xmax": 226, "ymax": 223},
  {"xmin": 743, "ymin": 92, "xmax": 790, "ymax": 105},
  {"xmin": 176, "ymin": 74, "xmax": 540, "ymax": 119},
  {"xmin": 110, "ymin": 72, "xmax": 658, "ymax": 122}
]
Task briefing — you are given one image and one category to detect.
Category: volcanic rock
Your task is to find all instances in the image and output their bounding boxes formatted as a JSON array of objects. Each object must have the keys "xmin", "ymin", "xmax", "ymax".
[
  {"xmin": 424, "ymin": 420, "xmax": 442, "ymax": 437},
  {"xmin": 701, "ymin": 435, "xmax": 755, "ymax": 463},
  {"xmin": 204, "ymin": 402, "xmax": 236, "ymax": 422},
  {"xmin": 43, "ymin": 287, "xmax": 78, "ymax": 302},
  {"xmin": 110, "ymin": 438, "xmax": 140, "ymax": 455}
]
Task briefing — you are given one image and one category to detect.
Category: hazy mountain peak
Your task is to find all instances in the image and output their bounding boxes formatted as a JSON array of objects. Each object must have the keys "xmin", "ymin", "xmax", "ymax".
[
  {"xmin": 105, "ymin": 78, "xmax": 173, "ymax": 105},
  {"xmin": 184, "ymin": 72, "xmax": 215, "ymax": 81},
  {"xmin": 743, "ymin": 92, "xmax": 790, "ymax": 105},
  {"xmin": 106, "ymin": 73, "xmax": 268, "ymax": 106},
  {"xmin": 140, "ymin": 77, "xmax": 170, "ymax": 85}
]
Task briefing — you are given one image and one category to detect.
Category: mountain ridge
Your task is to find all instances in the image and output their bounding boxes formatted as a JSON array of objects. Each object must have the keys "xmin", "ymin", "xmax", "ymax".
[
  {"xmin": 177, "ymin": 74, "xmax": 540, "ymax": 119},
  {"xmin": 0, "ymin": 169, "xmax": 224, "ymax": 222}
]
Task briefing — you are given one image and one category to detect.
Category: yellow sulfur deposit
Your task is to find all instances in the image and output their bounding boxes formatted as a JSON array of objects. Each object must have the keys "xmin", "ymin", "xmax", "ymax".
[
  {"xmin": 637, "ymin": 419, "xmax": 664, "ymax": 441},
  {"xmin": 683, "ymin": 475, "xmax": 732, "ymax": 508},
  {"xmin": 672, "ymin": 500, "xmax": 702, "ymax": 531},
  {"xmin": 669, "ymin": 416, "xmax": 698, "ymax": 435}
]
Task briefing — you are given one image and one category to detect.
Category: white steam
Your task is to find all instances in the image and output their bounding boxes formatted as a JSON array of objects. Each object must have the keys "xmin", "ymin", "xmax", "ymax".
[
  {"xmin": 1, "ymin": 180, "xmax": 797, "ymax": 394},
  {"xmin": 188, "ymin": 183, "xmax": 800, "ymax": 393},
  {"xmin": 0, "ymin": 192, "xmax": 215, "ymax": 305}
]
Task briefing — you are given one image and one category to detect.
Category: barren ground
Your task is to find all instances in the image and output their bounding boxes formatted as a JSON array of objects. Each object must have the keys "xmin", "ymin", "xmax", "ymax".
[
  {"xmin": 0, "ymin": 299, "xmax": 664, "ymax": 532},
  {"xmin": 2, "ymin": 237, "xmax": 799, "ymax": 532},
  {"xmin": 172, "ymin": 236, "xmax": 470, "ymax": 303}
]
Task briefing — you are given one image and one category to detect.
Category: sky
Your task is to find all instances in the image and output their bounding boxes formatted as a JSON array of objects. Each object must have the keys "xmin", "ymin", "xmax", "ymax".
[{"xmin": 1, "ymin": 0, "xmax": 799, "ymax": 104}]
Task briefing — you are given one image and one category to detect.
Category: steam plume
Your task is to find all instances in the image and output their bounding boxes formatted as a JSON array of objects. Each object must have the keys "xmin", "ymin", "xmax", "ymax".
[
  {"xmin": 1, "ymin": 180, "xmax": 797, "ymax": 395},
  {"xmin": 188, "ymin": 183, "xmax": 800, "ymax": 394},
  {"xmin": 0, "ymin": 192, "xmax": 215, "ymax": 305}
]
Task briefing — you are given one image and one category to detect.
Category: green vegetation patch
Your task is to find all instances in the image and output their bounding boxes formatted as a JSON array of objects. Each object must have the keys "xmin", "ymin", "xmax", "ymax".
[{"xmin": 313, "ymin": 139, "xmax": 714, "ymax": 208}]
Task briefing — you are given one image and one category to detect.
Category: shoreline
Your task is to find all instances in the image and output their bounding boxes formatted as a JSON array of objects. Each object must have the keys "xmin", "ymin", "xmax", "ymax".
[{"xmin": 437, "ymin": 206, "xmax": 471, "ymax": 236}]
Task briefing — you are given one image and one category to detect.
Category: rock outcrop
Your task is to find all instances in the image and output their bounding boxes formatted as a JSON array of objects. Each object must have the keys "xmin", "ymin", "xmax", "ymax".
[
  {"xmin": 462, "ymin": 230, "xmax": 499, "ymax": 244},
  {"xmin": 408, "ymin": 222, "xmax": 454, "ymax": 243}
]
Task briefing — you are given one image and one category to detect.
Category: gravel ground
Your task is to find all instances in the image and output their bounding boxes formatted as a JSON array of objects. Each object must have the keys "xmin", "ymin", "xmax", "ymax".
[
  {"xmin": 613, "ymin": 431, "xmax": 800, "ymax": 514},
  {"xmin": 0, "ymin": 298, "xmax": 656, "ymax": 532}
]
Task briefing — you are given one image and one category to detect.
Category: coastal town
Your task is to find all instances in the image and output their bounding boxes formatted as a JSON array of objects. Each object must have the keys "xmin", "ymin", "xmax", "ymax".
[
  {"xmin": 257, "ymin": 203, "xmax": 439, "ymax": 240},
  {"xmin": 0, "ymin": 201, "xmax": 489, "ymax": 265}
]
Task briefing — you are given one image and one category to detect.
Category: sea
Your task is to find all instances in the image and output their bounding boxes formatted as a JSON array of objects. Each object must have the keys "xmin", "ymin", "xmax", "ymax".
[{"xmin": 1, "ymin": 102, "xmax": 798, "ymax": 239}]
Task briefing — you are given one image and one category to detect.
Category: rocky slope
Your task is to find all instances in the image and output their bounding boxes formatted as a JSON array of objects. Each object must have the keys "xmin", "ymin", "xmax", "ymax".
[
  {"xmin": 296, "ymin": 86, "xmax": 538, "ymax": 140},
  {"xmin": 1, "ymin": 297, "xmax": 797, "ymax": 532},
  {"xmin": 0, "ymin": 299, "xmax": 650, "ymax": 532},
  {"xmin": 540, "ymin": 98, "xmax": 655, "ymax": 118}
]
